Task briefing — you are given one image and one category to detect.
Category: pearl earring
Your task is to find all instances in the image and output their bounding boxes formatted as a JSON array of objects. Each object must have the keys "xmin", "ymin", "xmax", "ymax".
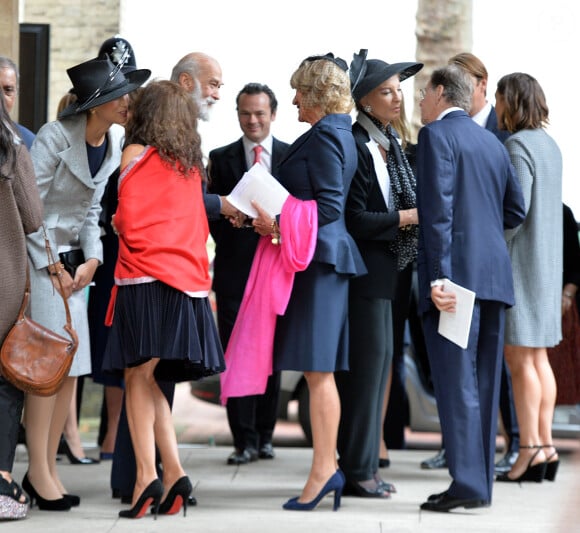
[{"xmin": 363, "ymin": 105, "xmax": 372, "ymax": 113}]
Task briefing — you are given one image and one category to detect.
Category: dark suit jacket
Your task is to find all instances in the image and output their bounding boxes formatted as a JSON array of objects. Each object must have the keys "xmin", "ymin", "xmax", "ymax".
[
  {"xmin": 208, "ymin": 137, "xmax": 289, "ymax": 299},
  {"xmin": 345, "ymin": 122, "xmax": 400, "ymax": 299},
  {"xmin": 485, "ymin": 105, "xmax": 509, "ymax": 143},
  {"xmin": 277, "ymin": 113, "xmax": 365, "ymax": 277},
  {"xmin": 416, "ymin": 110, "xmax": 525, "ymax": 314}
]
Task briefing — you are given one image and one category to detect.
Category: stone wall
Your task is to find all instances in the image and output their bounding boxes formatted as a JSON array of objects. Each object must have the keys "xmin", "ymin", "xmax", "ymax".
[{"xmin": 23, "ymin": 0, "xmax": 121, "ymax": 121}]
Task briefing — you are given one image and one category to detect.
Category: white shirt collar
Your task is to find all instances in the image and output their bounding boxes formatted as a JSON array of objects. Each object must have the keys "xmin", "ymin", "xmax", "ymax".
[
  {"xmin": 471, "ymin": 101, "xmax": 492, "ymax": 128},
  {"xmin": 436, "ymin": 107, "xmax": 464, "ymax": 120},
  {"xmin": 242, "ymin": 135, "xmax": 273, "ymax": 155}
]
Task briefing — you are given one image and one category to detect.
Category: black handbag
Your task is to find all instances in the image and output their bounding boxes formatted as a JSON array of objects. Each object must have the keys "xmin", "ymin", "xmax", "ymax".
[{"xmin": 59, "ymin": 249, "xmax": 85, "ymax": 277}]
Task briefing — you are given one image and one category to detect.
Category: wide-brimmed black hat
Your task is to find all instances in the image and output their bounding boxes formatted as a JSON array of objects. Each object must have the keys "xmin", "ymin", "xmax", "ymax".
[
  {"xmin": 58, "ymin": 55, "xmax": 150, "ymax": 119},
  {"xmin": 98, "ymin": 36, "xmax": 137, "ymax": 74},
  {"xmin": 350, "ymin": 49, "xmax": 423, "ymax": 102}
]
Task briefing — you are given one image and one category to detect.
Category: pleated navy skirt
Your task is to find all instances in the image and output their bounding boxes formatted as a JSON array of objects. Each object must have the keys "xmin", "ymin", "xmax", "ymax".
[{"xmin": 102, "ymin": 281, "xmax": 225, "ymax": 382}]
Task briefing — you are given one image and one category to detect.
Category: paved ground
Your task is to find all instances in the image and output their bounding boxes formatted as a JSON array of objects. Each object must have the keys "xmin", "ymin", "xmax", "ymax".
[
  {"xmin": 8, "ymin": 383, "xmax": 580, "ymax": 532},
  {"xmin": 10, "ymin": 443, "xmax": 580, "ymax": 532}
]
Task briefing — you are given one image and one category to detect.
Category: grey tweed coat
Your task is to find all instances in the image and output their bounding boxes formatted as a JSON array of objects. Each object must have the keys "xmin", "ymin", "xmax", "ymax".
[
  {"xmin": 27, "ymin": 115, "xmax": 124, "ymax": 376},
  {"xmin": 0, "ymin": 143, "xmax": 44, "ymax": 345},
  {"xmin": 504, "ymin": 128, "xmax": 563, "ymax": 347}
]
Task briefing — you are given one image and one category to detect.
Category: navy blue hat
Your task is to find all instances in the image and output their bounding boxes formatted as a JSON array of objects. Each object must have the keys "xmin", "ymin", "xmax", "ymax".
[{"xmin": 350, "ymin": 49, "xmax": 423, "ymax": 102}]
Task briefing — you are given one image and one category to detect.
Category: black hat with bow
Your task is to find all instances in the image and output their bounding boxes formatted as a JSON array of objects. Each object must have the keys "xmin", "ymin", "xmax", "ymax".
[
  {"xmin": 58, "ymin": 55, "xmax": 150, "ymax": 119},
  {"xmin": 350, "ymin": 49, "xmax": 423, "ymax": 102}
]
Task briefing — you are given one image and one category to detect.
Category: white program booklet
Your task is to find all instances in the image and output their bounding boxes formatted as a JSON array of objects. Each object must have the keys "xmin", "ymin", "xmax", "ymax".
[
  {"xmin": 437, "ymin": 279, "xmax": 476, "ymax": 349},
  {"xmin": 226, "ymin": 163, "xmax": 289, "ymax": 218}
]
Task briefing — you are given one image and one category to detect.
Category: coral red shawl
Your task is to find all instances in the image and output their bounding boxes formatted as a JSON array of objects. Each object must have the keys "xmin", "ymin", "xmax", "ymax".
[{"xmin": 106, "ymin": 147, "xmax": 210, "ymax": 325}]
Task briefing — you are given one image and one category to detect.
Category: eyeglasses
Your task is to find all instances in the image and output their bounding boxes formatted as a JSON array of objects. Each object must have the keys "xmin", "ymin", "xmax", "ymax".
[
  {"xmin": 80, "ymin": 47, "xmax": 130, "ymax": 111},
  {"xmin": 419, "ymin": 88, "xmax": 427, "ymax": 100}
]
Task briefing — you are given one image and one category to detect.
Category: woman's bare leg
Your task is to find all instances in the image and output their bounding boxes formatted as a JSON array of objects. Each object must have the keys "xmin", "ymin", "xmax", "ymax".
[
  {"xmin": 504, "ymin": 345, "xmax": 546, "ymax": 476},
  {"xmin": 298, "ymin": 371, "xmax": 340, "ymax": 503}
]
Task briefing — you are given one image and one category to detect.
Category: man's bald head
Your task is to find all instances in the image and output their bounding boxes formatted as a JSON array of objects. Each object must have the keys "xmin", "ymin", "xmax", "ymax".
[{"xmin": 171, "ymin": 52, "xmax": 223, "ymax": 120}]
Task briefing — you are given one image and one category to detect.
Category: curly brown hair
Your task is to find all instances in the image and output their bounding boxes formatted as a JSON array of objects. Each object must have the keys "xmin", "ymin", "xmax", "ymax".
[{"xmin": 124, "ymin": 79, "xmax": 203, "ymax": 176}]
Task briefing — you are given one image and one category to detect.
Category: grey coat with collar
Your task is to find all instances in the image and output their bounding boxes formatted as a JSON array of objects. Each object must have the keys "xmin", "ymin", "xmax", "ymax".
[{"xmin": 26, "ymin": 114, "xmax": 124, "ymax": 376}]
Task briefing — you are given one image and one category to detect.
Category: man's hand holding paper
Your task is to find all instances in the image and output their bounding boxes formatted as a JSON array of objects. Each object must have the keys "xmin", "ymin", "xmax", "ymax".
[{"xmin": 226, "ymin": 163, "xmax": 289, "ymax": 219}]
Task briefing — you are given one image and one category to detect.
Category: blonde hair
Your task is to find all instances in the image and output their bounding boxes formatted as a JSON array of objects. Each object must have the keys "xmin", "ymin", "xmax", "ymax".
[
  {"xmin": 391, "ymin": 94, "xmax": 411, "ymax": 149},
  {"xmin": 56, "ymin": 91, "xmax": 77, "ymax": 115},
  {"xmin": 290, "ymin": 58, "xmax": 353, "ymax": 115}
]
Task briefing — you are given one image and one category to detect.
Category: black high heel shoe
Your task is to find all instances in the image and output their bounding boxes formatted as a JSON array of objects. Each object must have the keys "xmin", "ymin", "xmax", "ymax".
[
  {"xmin": 119, "ymin": 479, "xmax": 163, "ymax": 520},
  {"xmin": 62, "ymin": 493, "xmax": 80, "ymax": 507},
  {"xmin": 155, "ymin": 476, "xmax": 193, "ymax": 516},
  {"xmin": 283, "ymin": 470, "xmax": 345, "ymax": 511},
  {"xmin": 542, "ymin": 444, "xmax": 560, "ymax": 481},
  {"xmin": 59, "ymin": 438, "xmax": 100, "ymax": 465},
  {"xmin": 496, "ymin": 445, "xmax": 547, "ymax": 483},
  {"xmin": 21, "ymin": 473, "xmax": 71, "ymax": 511}
]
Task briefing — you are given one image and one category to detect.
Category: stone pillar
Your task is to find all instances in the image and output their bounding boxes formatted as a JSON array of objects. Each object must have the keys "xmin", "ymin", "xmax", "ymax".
[{"xmin": 0, "ymin": 0, "xmax": 20, "ymax": 120}]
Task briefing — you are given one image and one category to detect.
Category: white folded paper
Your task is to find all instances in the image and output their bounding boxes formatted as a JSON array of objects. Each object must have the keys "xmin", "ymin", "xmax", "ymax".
[
  {"xmin": 437, "ymin": 279, "xmax": 476, "ymax": 349},
  {"xmin": 226, "ymin": 163, "xmax": 289, "ymax": 218}
]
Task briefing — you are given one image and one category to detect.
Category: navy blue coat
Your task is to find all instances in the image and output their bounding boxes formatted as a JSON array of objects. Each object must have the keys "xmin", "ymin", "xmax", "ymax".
[
  {"xmin": 277, "ymin": 113, "xmax": 365, "ymax": 276},
  {"xmin": 416, "ymin": 110, "xmax": 525, "ymax": 313}
]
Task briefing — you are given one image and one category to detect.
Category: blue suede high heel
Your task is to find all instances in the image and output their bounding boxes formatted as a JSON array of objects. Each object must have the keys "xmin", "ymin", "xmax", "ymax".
[{"xmin": 283, "ymin": 470, "xmax": 345, "ymax": 511}]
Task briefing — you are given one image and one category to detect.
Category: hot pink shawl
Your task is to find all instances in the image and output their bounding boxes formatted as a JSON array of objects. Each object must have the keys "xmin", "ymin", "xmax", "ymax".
[{"xmin": 220, "ymin": 196, "xmax": 317, "ymax": 404}]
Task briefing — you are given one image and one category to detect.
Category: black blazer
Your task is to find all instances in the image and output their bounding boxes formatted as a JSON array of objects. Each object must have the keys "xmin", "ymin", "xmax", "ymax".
[
  {"xmin": 208, "ymin": 137, "xmax": 289, "ymax": 299},
  {"xmin": 345, "ymin": 122, "xmax": 400, "ymax": 299}
]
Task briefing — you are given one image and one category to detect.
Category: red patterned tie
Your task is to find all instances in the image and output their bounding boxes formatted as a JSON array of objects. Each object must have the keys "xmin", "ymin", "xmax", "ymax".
[{"xmin": 253, "ymin": 144, "xmax": 263, "ymax": 165}]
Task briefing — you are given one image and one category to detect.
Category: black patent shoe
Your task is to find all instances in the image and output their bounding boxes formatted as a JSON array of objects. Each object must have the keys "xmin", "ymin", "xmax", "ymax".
[
  {"xmin": 259, "ymin": 442, "xmax": 275, "ymax": 459},
  {"xmin": 494, "ymin": 449, "xmax": 519, "ymax": 474},
  {"xmin": 342, "ymin": 479, "xmax": 390, "ymax": 499},
  {"xmin": 226, "ymin": 448, "xmax": 258, "ymax": 465},
  {"xmin": 420, "ymin": 449, "xmax": 447, "ymax": 469},
  {"xmin": 420, "ymin": 492, "xmax": 489, "ymax": 512}
]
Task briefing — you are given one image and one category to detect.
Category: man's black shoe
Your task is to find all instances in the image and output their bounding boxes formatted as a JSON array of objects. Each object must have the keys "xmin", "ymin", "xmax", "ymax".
[
  {"xmin": 494, "ymin": 449, "xmax": 519, "ymax": 474},
  {"xmin": 259, "ymin": 442, "xmax": 275, "ymax": 459},
  {"xmin": 226, "ymin": 448, "xmax": 258, "ymax": 465},
  {"xmin": 427, "ymin": 490, "xmax": 448, "ymax": 502},
  {"xmin": 420, "ymin": 492, "xmax": 489, "ymax": 512},
  {"xmin": 420, "ymin": 449, "xmax": 447, "ymax": 469}
]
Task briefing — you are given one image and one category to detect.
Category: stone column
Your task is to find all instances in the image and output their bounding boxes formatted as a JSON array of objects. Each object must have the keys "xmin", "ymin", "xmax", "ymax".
[{"xmin": 0, "ymin": 0, "xmax": 19, "ymax": 120}]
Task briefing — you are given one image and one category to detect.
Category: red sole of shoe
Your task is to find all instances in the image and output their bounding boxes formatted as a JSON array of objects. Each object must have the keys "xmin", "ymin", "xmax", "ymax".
[
  {"xmin": 135, "ymin": 497, "xmax": 154, "ymax": 518},
  {"xmin": 165, "ymin": 495, "xmax": 183, "ymax": 515}
]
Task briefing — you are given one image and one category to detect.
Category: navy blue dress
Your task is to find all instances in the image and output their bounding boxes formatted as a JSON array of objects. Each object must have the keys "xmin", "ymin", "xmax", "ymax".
[{"xmin": 273, "ymin": 114, "xmax": 365, "ymax": 372}]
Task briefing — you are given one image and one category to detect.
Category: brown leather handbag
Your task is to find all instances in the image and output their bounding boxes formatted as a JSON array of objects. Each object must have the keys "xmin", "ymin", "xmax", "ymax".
[{"xmin": 0, "ymin": 235, "xmax": 78, "ymax": 396}]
